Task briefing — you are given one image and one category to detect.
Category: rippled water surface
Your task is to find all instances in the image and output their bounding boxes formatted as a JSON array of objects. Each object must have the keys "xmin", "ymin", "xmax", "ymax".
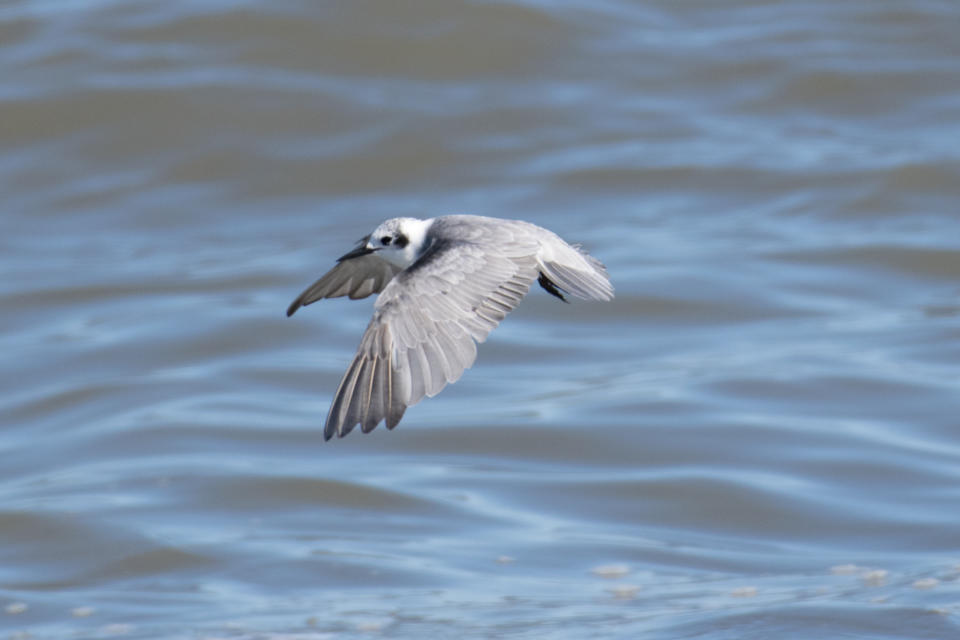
[{"xmin": 3, "ymin": 1, "xmax": 960, "ymax": 638}]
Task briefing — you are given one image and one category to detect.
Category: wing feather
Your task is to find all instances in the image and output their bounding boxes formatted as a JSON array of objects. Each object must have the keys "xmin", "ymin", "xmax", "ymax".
[
  {"xmin": 323, "ymin": 238, "xmax": 540, "ymax": 439},
  {"xmin": 539, "ymin": 258, "xmax": 614, "ymax": 301},
  {"xmin": 286, "ymin": 254, "xmax": 400, "ymax": 317}
]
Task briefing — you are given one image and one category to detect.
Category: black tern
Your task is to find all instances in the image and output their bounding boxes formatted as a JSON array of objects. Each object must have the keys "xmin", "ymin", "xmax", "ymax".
[{"xmin": 287, "ymin": 215, "xmax": 614, "ymax": 440}]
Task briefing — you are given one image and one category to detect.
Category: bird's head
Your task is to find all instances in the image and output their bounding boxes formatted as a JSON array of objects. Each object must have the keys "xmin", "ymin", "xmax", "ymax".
[{"xmin": 339, "ymin": 217, "xmax": 431, "ymax": 268}]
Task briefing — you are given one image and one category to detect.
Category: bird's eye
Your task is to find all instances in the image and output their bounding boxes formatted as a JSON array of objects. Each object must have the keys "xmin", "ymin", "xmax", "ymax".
[{"xmin": 380, "ymin": 236, "xmax": 392, "ymax": 245}]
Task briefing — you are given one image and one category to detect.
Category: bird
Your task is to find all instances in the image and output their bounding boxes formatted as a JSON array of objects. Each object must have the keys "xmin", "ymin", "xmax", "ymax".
[{"xmin": 286, "ymin": 215, "xmax": 614, "ymax": 440}]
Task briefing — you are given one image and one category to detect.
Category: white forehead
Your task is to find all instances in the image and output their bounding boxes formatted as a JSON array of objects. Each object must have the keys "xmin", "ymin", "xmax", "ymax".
[{"xmin": 372, "ymin": 217, "xmax": 419, "ymax": 236}]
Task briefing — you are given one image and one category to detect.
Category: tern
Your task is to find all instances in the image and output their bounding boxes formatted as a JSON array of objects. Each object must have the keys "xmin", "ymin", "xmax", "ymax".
[{"xmin": 287, "ymin": 215, "xmax": 614, "ymax": 440}]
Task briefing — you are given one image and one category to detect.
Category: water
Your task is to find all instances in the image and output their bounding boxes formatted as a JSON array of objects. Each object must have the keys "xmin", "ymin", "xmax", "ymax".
[{"xmin": 2, "ymin": 1, "xmax": 960, "ymax": 638}]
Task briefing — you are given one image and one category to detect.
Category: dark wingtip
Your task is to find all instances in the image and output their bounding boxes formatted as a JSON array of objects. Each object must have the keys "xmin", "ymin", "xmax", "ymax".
[
  {"xmin": 286, "ymin": 296, "xmax": 304, "ymax": 317},
  {"xmin": 323, "ymin": 418, "xmax": 341, "ymax": 441}
]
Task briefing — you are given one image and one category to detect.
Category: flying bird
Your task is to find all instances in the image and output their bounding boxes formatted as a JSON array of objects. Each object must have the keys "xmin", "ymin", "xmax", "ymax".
[{"xmin": 287, "ymin": 215, "xmax": 614, "ymax": 440}]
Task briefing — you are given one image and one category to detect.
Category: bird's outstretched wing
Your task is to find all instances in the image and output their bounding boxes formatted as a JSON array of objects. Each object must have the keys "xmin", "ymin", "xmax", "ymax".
[
  {"xmin": 287, "ymin": 253, "xmax": 400, "ymax": 317},
  {"xmin": 324, "ymin": 235, "xmax": 542, "ymax": 439}
]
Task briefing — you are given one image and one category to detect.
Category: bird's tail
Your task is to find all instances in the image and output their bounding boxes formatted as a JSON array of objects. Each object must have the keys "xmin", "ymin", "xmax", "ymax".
[{"xmin": 538, "ymin": 242, "xmax": 614, "ymax": 301}]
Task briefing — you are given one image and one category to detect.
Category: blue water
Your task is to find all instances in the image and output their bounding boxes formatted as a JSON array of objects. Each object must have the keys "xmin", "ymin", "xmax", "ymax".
[{"xmin": 2, "ymin": 1, "xmax": 960, "ymax": 638}]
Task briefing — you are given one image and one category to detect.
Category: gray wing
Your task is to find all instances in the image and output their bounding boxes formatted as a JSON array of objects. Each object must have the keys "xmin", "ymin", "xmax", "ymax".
[
  {"xmin": 324, "ymin": 235, "xmax": 541, "ymax": 440},
  {"xmin": 433, "ymin": 215, "xmax": 614, "ymax": 302},
  {"xmin": 286, "ymin": 254, "xmax": 400, "ymax": 317}
]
